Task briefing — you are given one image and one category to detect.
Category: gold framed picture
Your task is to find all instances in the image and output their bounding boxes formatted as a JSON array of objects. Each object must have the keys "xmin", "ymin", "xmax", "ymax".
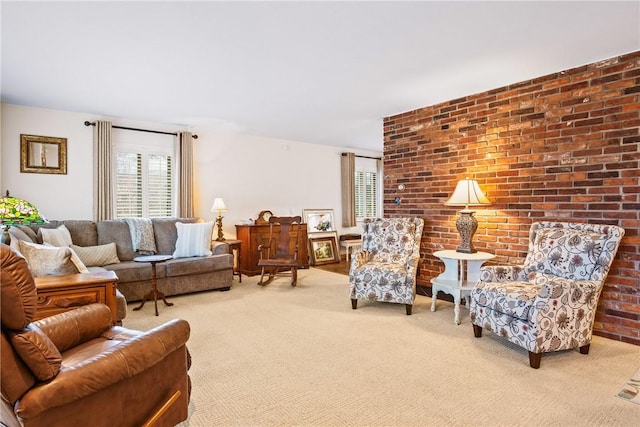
[
  {"xmin": 20, "ymin": 134, "xmax": 67, "ymax": 175},
  {"xmin": 309, "ymin": 235, "xmax": 340, "ymax": 266}
]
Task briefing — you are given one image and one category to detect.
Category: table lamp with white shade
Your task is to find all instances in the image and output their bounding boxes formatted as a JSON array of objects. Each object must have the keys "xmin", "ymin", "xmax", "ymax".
[{"xmin": 444, "ymin": 178, "xmax": 491, "ymax": 254}]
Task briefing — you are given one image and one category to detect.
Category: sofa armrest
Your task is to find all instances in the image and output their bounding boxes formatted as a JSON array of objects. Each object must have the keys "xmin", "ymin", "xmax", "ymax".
[
  {"xmin": 33, "ymin": 304, "xmax": 113, "ymax": 353},
  {"xmin": 15, "ymin": 319, "xmax": 190, "ymax": 419},
  {"xmin": 479, "ymin": 265, "xmax": 527, "ymax": 282},
  {"xmin": 211, "ymin": 241, "xmax": 229, "ymax": 255}
]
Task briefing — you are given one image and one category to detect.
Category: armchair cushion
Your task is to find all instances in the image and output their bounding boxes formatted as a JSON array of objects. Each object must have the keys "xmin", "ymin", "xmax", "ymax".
[
  {"xmin": 523, "ymin": 227, "xmax": 608, "ymax": 280},
  {"xmin": 472, "ymin": 280, "xmax": 539, "ymax": 321},
  {"xmin": 1, "ymin": 249, "xmax": 37, "ymax": 329},
  {"xmin": 8, "ymin": 324, "xmax": 61, "ymax": 381},
  {"xmin": 351, "ymin": 261, "xmax": 408, "ymax": 288}
]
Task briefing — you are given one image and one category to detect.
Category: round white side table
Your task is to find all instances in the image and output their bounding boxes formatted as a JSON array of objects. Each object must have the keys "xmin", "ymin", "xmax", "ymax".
[{"xmin": 430, "ymin": 249, "xmax": 495, "ymax": 325}]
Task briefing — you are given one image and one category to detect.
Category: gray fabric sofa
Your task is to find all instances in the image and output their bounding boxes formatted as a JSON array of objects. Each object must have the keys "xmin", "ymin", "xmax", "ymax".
[{"xmin": 19, "ymin": 217, "xmax": 234, "ymax": 304}]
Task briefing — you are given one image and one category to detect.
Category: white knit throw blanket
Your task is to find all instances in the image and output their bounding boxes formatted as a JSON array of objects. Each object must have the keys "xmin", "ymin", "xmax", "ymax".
[{"xmin": 124, "ymin": 218, "xmax": 157, "ymax": 254}]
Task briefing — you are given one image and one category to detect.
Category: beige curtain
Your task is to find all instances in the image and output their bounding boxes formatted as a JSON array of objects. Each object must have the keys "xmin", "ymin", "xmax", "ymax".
[
  {"xmin": 178, "ymin": 132, "xmax": 194, "ymax": 217},
  {"xmin": 93, "ymin": 120, "xmax": 113, "ymax": 221},
  {"xmin": 341, "ymin": 152, "xmax": 356, "ymax": 227}
]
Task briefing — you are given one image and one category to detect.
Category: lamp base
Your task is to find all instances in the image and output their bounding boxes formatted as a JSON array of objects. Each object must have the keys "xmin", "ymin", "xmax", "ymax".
[
  {"xmin": 215, "ymin": 216, "xmax": 225, "ymax": 241},
  {"xmin": 455, "ymin": 210, "xmax": 478, "ymax": 254},
  {"xmin": 0, "ymin": 225, "xmax": 10, "ymax": 246}
]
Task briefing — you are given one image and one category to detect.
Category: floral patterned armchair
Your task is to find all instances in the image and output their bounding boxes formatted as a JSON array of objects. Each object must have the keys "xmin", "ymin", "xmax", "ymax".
[
  {"xmin": 470, "ymin": 221, "xmax": 625, "ymax": 368},
  {"xmin": 349, "ymin": 217, "xmax": 424, "ymax": 315}
]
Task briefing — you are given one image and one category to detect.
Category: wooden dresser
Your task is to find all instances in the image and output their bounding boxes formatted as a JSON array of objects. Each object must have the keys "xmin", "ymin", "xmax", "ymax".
[
  {"xmin": 34, "ymin": 271, "xmax": 119, "ymax": 324},
  {"xmin": 236, "ymin": 224, "xmax": 309, "ymax": 276}
]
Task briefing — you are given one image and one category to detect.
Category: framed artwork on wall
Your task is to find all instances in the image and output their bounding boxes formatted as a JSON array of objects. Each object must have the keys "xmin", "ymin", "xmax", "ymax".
[
  {"xmin": 302, "ymin": 209, "xmax": 335, "ymax": 234},
  {"xmin": 309, "ymin": 235, "xmax": 340, "ymax": 265},
  {"xmin": 20, "ymin": 134, "xmax": 67, "ymax": 175}
]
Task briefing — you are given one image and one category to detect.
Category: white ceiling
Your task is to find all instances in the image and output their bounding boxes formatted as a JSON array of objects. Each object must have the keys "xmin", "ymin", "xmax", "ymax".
[{"xmin": 2, "ymin": 1, "xmax": 639, "ymax": 152}]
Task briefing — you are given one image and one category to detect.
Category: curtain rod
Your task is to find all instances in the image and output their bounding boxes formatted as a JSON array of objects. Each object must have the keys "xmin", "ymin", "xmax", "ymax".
[
  {"xmin": 84, "ymin": 121, "xmax": 198, "ymax": 139},
  {"xmin": 342, "ymin": 152, "xmax": 381, "ymax": 160}
]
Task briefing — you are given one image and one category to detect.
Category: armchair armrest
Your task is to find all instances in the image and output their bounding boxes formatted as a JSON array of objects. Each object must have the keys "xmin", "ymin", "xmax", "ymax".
[
  {"xmin": 350, "ymin": 251, "xmax": 371, "ymax": 271},
  {"xmin": 33, "ymin": 304, "xmax": 113, "ymax": 353},
  {"xmin": 16, "ymin": 319, "xmax": 190, "ymax": 419},
  {"xmin": 529, "ymin": 274, "xmax": 601, "ymax": 336},
  {"xmin": 479, "ymin": 265, "xmax": 527, "ymax": 282}
]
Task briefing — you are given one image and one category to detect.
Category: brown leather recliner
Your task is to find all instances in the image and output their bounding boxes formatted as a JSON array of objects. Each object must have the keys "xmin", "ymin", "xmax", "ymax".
[{"xmin": 0, "ymin": 244, "xmax": 191, "ymax": 427}]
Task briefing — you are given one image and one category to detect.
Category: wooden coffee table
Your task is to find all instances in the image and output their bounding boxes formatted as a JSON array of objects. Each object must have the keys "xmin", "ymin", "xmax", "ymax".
[{"xmin": 133, "ymin": 254, "xmax": 173, "ymax": 316}]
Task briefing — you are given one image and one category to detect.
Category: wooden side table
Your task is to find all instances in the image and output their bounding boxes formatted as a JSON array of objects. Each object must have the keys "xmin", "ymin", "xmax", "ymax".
[
  {"xmin": 133, "ymin": 254, "xmax": 173, "ymax": 316},
  {"xmin": 431, "ymin": 250, "xmax": 495, "ymax": 325},
  {"xmin": 34, "ymin": 271, "xmax": 119, "ymax": 325},
  {"xmin": 224, "ymin": 239, "xmax": 242, "ymax": 283}
]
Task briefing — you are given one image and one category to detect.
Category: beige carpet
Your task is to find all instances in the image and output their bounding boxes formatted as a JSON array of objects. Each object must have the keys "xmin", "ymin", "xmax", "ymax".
[{"xmin": 124, "ymin": 268, "xmax": 640, "ymax": 427}]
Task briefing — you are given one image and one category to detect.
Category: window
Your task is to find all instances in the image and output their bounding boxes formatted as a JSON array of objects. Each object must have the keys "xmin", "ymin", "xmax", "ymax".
[
  {"xmin": 355, "ymin": 158, "xmax": 380, "ymax": 220},
  {"xmin": 113, "ymin": 132, "xmax": 175, "ymax": 218}
]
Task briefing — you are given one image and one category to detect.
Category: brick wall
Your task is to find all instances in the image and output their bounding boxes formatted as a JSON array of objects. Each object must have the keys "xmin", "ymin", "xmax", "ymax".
[{"xmin": 383, "ymin": 51, "xmax": 640, "ymax": 345}]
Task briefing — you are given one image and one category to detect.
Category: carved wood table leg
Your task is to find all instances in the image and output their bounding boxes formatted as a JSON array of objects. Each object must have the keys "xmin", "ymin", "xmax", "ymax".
[{"xmin": 133, "ymin": 255, "xmax": 174, "ymax": 316}]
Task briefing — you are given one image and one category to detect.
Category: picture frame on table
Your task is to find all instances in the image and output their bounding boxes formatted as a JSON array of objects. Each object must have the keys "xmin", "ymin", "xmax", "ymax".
[
  {"xmin": 302, "ymin": 209, "xmax": 335, "ymax": 234},
  {"xmin": 309, "ymin": 235, "xmax": 340, "ymax": 266},
  {"xmin": 20, "ymin": 134, "xmax": 67, "ymax": 175}
]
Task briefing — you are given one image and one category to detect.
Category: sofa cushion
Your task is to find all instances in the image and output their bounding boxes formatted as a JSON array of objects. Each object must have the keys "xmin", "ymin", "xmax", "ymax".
[
  {"xmin": 165, "ymin": 255, "xmax": 233, "ymax": 278},
  {"xmin": 172, "ymin": 222, "xmax": 213, "ymax": 258},
  {"xmin": 152, "ymin": 217, "xmax": 199, "ymax": 255},
  {"xmin": 98, "ymin": 220, "xmax": 137, "ymax": 261},
  {"xmin": 8, "ymin": 226, "xmax": 35, "ymax": 253},
  {"xmin": 16, "ymin": 225, "xmax": 38, "ymax": 242},
  {"xmin": 104, "ymin": 261, "xmax": 166, "ymax": 283},
  {"xmin": 18, "ymin": 241, "xmax": 85, "ymax": 277},
  {"xmin": 8, "ymin": 324, "xmax": 62, "ymax": 381},
  {"xmin": 62, "ymin": 220, "xmax": 99, "ymax": 247},
  {"xmin": 8, "ymin": 226, "xmax": 35, "ymax": 243},
  {"xmin": 70, "ymin": 243, "xmax": 120, "ymax": 267},
  {"xmin": 38, "ymin": 225, "xmax": 73, "ymax": 247}
]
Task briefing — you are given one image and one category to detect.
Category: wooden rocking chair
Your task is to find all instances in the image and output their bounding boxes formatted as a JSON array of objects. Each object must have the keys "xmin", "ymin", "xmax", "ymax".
[{"xmin": 257, "ymin": 216, "xmax": 302, "ymax": 287}]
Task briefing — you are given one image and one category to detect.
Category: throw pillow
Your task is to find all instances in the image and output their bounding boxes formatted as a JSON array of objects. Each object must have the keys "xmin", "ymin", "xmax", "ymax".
[
  {"xmin": 523, "ymin": 227, "xmax": 607, "ymax": 280},
  {"xmin": 8, "ymin": 226, "xmax": 35, "ymax": 253},
  {"xmin": 173, "ymin": 221, "xmax": 213, "ymax": 258},
  {"xmin": 9, "ymin": 324, "xmax": 62, "ymax": 381},
  {"xmin": 70, "ymin": 243, "xmax": 120, "ymax": 267},
  {"xmin": 38, "ymin": 225, "xmax": 73, "ymax": 247},
  {"xmin": 18, "ymin": 240, "xmax": 85, "ymax": 276}
]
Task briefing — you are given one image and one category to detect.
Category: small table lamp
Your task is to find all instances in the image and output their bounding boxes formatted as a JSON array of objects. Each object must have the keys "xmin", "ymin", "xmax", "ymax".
[
  {"xmin": 444, "ymin": 178, "xmax": 491, "ymax": 254},
  {"xmin": 0, "ymin": 191, "xmax": 47, "ymax": 245},
  {"xmin": 211, "ymin": 198, "xmax": 228, "ymax": 241}
]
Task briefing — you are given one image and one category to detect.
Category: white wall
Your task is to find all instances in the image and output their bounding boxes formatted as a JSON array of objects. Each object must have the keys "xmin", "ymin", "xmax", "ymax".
[{"xmin": 1, "ymin": 103, "xmax": 382, "ymax": 240}]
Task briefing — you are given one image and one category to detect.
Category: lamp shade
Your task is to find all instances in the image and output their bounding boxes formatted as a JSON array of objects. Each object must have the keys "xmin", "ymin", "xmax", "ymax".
[
  {"xmin": 444, "ymin": 178, "xmax": 491, "ymax": 208},
  {"xmin": 211, "ymin": 198, "xmax": 227, "ymax": 213},
  {"xmin": 0, "ymin": 192, "xmax": 46, "ymax": 225}
]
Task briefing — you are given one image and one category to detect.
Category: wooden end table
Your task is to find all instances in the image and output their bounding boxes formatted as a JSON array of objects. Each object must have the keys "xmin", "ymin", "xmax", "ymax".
[
  {"xmin": 224, "ymin": 239, "xmax": 242, "ymax": 283},
  {"xmin": 133, "ymin": 254, "xmax": 173, "ymax": 316},
  {"xmin": 34, "ymin": 271, "xmax": 119, "ymax": 325}
]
